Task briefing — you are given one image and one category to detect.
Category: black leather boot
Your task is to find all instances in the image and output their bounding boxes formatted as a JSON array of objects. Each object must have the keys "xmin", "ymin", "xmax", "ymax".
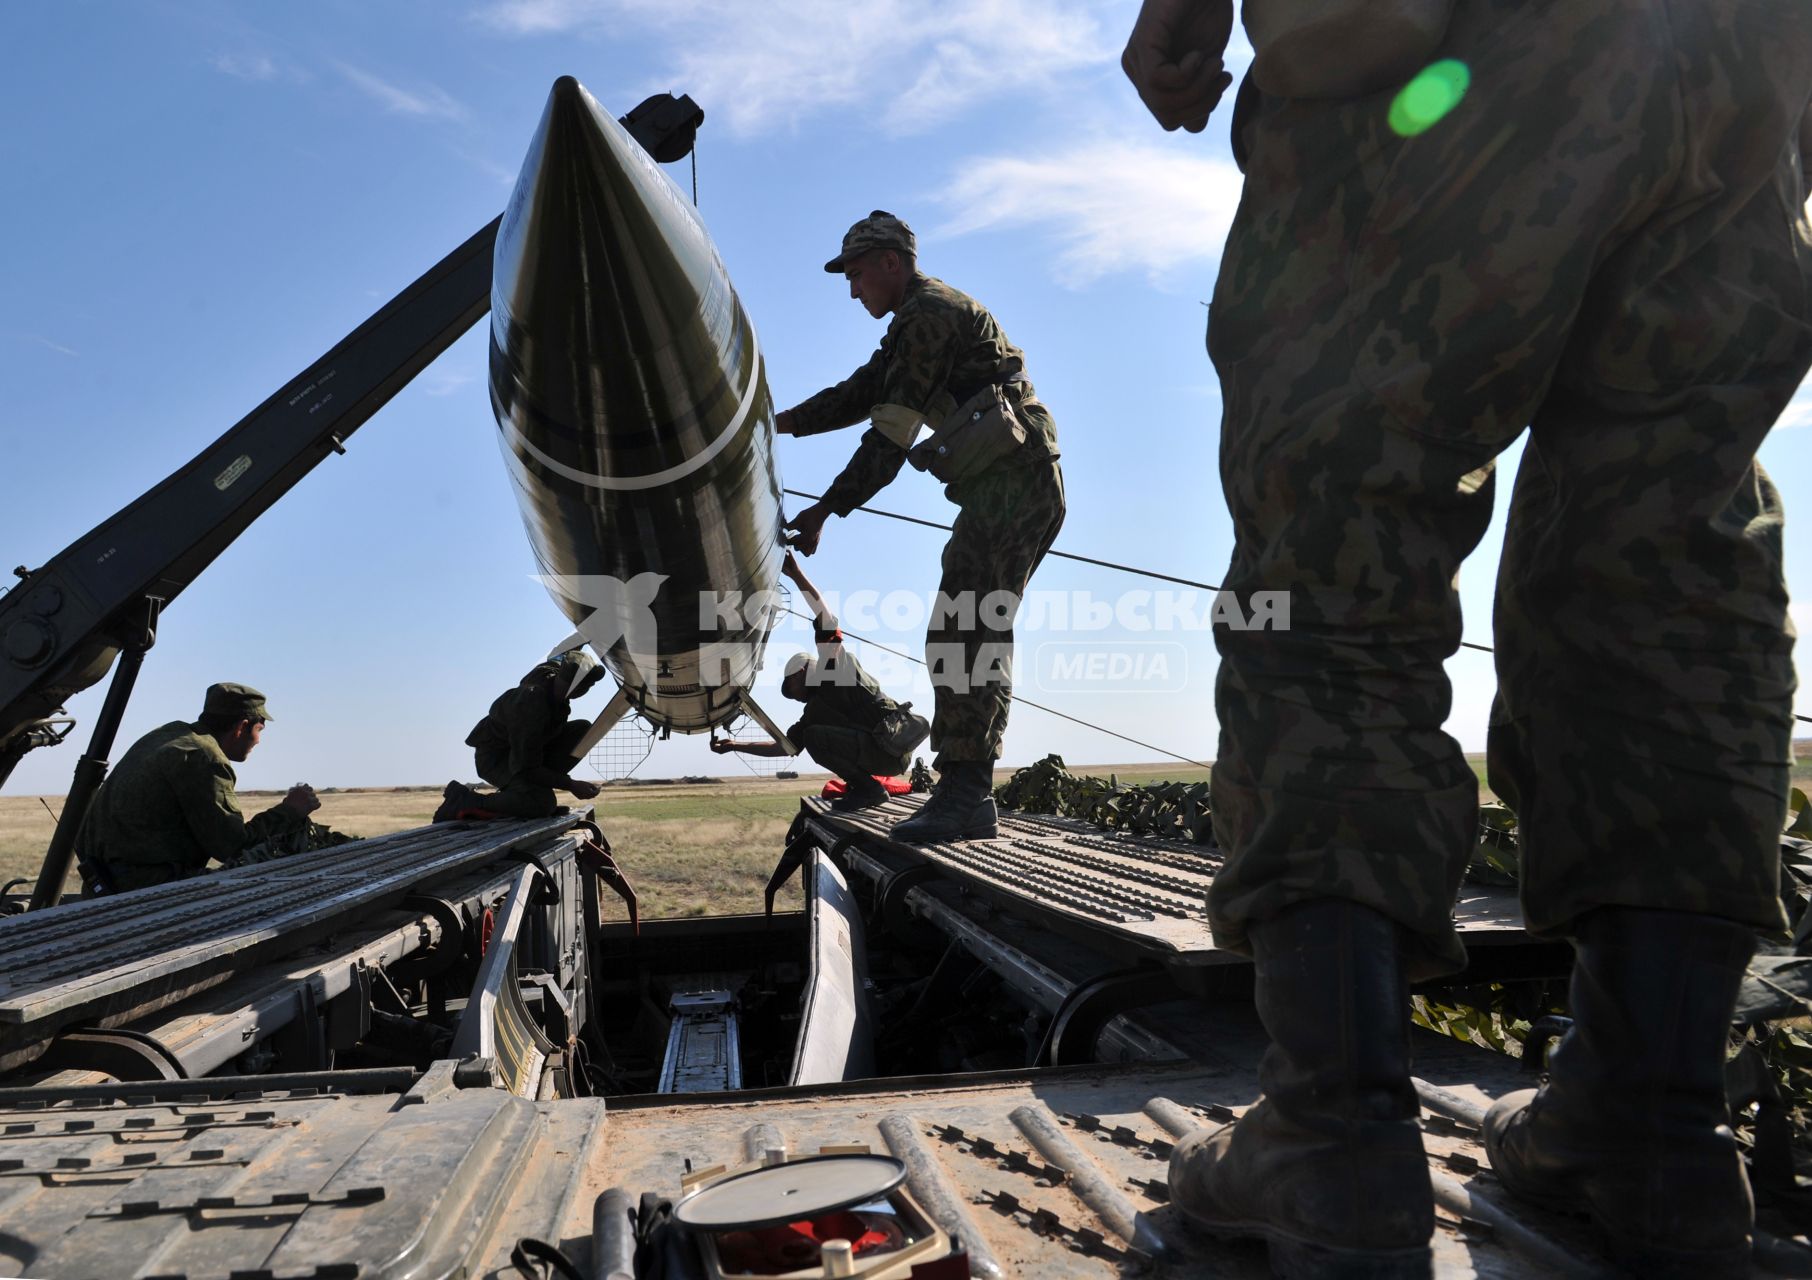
[
  {"xmin": 1169, "ymin": 900, "xmax": 1433, "ymax": 1279},
  {"xmin": 891, "ymin": 762, "xmax": 998, "ymax": 842},
  {"xmin": 1483, "ymin": 907, "xmax": 1755, "ymax": 1278},
  {"xmin": 831, "ymin": 775, "xmax": 890, "ymax": 812},
  {"xmin": 431, "ymin": 781, "xmax": 490, "ymax": 824}
]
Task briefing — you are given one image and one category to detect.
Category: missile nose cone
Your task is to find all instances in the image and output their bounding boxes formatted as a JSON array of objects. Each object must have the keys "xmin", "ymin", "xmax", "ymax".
[
  {"xmin": 490, "ymin": 77, "xmax": 783, "ymax": 735},
  {"xmin": 492, "ymin": 75, "xmax": 750, "ymax": 488}
]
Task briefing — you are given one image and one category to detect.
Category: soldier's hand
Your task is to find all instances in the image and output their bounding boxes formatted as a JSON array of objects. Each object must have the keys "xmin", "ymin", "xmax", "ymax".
[
  {"xmin": 1123, "ymin": 0, "xmax": 1235, "ymax": 133},
  {"xmin": 710, "ymin": 735, "xmax": 735, "ymax": 754},
  {"xmin": 567, "ymin": 778, "xmax": 602, "ymax": 800},
  {"xmin": 281, "ymin": 784, "xmax": 321, "ymax": 817},
  {"xmin": 783, "ymin": 504, "xmax": 828, "ymax": 556},
  {"xmin": 775, "ymin": 408, "xmax": 799, "ymax": 436},
  {"xmin": 780, "ymin": 549, "xmax": 803, "ymax": 581}
]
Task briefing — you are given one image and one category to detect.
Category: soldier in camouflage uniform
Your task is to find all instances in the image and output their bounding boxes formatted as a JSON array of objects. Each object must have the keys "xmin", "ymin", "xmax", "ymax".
[
  {"xmin": 1125, "ymin": 0, "xmax": 1811, "ymax": 1275},
  {"xmin": 436, "ymin": 649, "xmax": 606, "ymax": 821},
  {"xmin": 78, "ymin": 683, "xmax": 322, "ymax": 893},
  {"xmin": 779, "ymin": 212, "xmax": 1065, "ymax": 842},
  {"xmin": 712, "ymin": 552, "xmax": 922, "ymax": 810}
]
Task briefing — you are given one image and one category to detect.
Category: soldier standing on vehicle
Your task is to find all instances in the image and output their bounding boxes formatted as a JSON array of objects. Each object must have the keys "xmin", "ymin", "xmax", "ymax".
[
  {"xmin": 1123, "ymin": 0, "xmax": 1811, "ymax": 1276},
  {"xmin": 436, "ymin": 649, "xmax": 606, "ymax": 821},
  {"xmin": 711, "ymin": 552, "xmax": 927, "ymax": 810},
  {"xmin": 778, "ymin": 211, "xmax": 1065, "ymax": 843},
  {"xmin": 78, "ymin": 682, "xmax": 321, "ymax": 892}
]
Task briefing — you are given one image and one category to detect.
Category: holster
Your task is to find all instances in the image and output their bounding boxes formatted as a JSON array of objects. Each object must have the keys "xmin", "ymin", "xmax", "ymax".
[{"xmin": 908, "ymin": 382, "xmax": 1027, "ymax": 484}]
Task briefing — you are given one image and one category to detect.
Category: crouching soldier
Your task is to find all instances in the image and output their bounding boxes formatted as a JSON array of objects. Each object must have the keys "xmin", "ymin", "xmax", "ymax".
[
  {"xmin": 78, "ymin": 682, "xmax": 324, "ymax": 893},
  {"xmin": 712, "ymin": 553, "xmax": 927, "ymax": 810},
  {"xmin": 436, "ymin": 648, "xmax": 606, "ymax": 821}
]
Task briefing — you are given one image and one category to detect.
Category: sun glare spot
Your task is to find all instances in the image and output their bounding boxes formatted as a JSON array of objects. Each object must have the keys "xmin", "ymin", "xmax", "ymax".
[{"xmin": 1389, "ymin": 59, "xmax": 1472, "ymax": 137}]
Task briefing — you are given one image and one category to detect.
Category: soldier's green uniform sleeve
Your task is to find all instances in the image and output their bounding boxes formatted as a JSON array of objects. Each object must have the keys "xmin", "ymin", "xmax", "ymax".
[
  {"xmin": 171, "ymin": 749, "xmax": 254, "ymax": 867},
  {"xmin": 819, "ymin": 429, "xmax": 909, "ymax": 517},
  {"xmin": 874, "ymin": 306, "xmax": 960, "ymax": 423},
  {"xmin": 788, "ymin": 349, "xmax": 886, "ymax": 437}
]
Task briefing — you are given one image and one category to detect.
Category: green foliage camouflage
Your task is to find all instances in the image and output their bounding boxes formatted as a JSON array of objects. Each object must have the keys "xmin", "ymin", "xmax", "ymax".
[
  {"xmin": 994, "ymin": 755, "xmax": 1213, "ymax": 844},
  {"xmin": 231, "ymin": 814, "xmax": 358, "ymax": 867}
]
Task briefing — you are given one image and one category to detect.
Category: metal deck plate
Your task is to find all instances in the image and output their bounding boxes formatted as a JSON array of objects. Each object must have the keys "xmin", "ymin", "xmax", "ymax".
[
  {"xmin": 0, "ymin": 813, "xmax": 579, "ymax": 1068},
  {"xmin": 0, "ymin": 1034, "xmax": 1708, "ymax": 1279},
  {"xmin": 805, "ymin": 798, "xmax": 1525, "ymax": 967}
]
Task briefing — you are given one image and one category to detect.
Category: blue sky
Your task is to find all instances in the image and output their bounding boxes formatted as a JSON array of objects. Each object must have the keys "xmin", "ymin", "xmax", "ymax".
[{"xmin": 2, "ymin": 0, "xmax": 1807, "ymax": 795}]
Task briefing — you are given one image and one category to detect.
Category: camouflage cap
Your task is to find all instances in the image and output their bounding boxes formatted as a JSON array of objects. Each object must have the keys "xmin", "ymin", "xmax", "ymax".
[
  {"xmin": 823, "ymin": 210, "xmax": 916, "ymax": 273},
  {"xmin": 202, "ymin": 682, "xmax": 272, "ymax": 722}
]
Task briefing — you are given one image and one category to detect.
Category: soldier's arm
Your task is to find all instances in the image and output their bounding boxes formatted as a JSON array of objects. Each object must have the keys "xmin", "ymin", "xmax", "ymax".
[
  {"xmin": 712, "ymin": 737, "xmax": 791, "ymax": 758},
  {"xmin": 818, "ymin": 429, "xmax": 909, "ymax": 516},
  {"xmin": 236, "ymin": 804, "xmax": 313, "ymax": 866},
  {"xmin": 784, "ymin": 349, "xmax": 886, "ymax": 436},
  {"xmin": 172, "ymin": 751, "xmax": 253, "ymax": 866},
  {"xmin": 781, "ymin": 552, "xmax": 839, "ymax": 634}
]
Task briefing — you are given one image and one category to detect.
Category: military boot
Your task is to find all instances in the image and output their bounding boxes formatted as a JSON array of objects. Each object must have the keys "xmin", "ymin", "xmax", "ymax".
[
  {"xmin": 431, "ymin": 781, "xmax": 490, "ymax": 824},
  {"xmin": 891, "ymin": 762, "xmax": 998, "ymax": 842},
  {"xmin": 831, "ymin": 775, "xmax": 890, "ymax": 812},
  {"xmin": 1483, "ymin": 908, "xmax": 1754, "ymax": 1278},
  {"xmin": 1169, "ymin": 899, "xmax": 1433, "ymax": 1280}
]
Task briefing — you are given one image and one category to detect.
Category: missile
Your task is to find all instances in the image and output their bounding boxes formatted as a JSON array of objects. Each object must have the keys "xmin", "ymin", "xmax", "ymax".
[{"xmin": 489, "ymin": 76, "xmax": 791, "ymax": 747}]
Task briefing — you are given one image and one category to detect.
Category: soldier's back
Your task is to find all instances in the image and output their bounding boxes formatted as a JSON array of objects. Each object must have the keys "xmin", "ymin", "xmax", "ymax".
[{"xmin": 82, "ymin": 721, "xmax": 233, "ymax": 877}]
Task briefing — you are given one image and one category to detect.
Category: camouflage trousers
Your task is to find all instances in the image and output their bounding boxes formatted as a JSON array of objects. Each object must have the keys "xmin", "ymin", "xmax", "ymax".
[
  {"xmin": 794, "ymin": 724, "xmax": 911, "ymax": 784},
  {"xmin": 1206, "ymin": 0, "xmax": 1812, "ymax": 978},
  {"xmin": 475, "ymin": 718, "xmax": 591, "ymax": 819},
  {"xmin": 928, "ymin": 456, "xmax": 1066, "ymax": 766}
]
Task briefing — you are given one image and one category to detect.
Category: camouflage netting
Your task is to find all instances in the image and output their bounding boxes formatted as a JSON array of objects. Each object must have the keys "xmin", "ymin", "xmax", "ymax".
[
  {"xmin": 232, "ymin": 811, "xmax": 359, "ymax": 867},
  {"xmin": 993, "ymin": 754, "xmax": 1213, "ymax": 844}
]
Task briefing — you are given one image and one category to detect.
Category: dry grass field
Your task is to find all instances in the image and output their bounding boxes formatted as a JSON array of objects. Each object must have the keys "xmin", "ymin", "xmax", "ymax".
[
  {"xmin": 0, "ymin": 777, "xmax": 817, "ymax": 919},
  {"xmin": 6, "ymin": 748, "xmax": 1809, "ymax": 916}
]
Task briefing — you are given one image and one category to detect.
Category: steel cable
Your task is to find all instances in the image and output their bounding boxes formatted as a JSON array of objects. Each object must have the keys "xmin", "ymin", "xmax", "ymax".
[{"xmin": 786, "ymin": 489, "xmax": 1812, "ymax": 724}]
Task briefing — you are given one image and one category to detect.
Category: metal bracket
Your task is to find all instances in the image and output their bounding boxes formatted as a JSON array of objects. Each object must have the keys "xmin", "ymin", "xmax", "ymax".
[
  {"xmin": 507, "ymin": 845, "xmax": 562, "ymax": 906},
  {"xmin": 576, "ymin": 836, "xmax": 638, "ymax": 935},
  {"xmin": 1033, "ymin": 966, "xmax": 1180, "ymax": 1068},
  {"xmin": 877, "ymin": 862, "xmax": 944, "ymax": 941},
  {"xmin": 764, "ymin": 835, "xmax": 818, "ymax": 917},
  {"xmin": 33, "ymin": 1028, "xmax": 187, "ymax": 1083}
]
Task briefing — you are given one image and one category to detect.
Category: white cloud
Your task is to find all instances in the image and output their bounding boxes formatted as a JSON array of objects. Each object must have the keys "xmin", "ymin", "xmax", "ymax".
[
  {"xmin": 476, "ymin": 0, "xmax": 1117, "ymax": 136},
  {"xmin": 210, "ymin": 52, "xmax": 312, "ymax": 85},
  {"xmin": 1777, "ymin": 378, "xmax": 1812, "ymax": 431},
  {"xmin": 20, "ymin": 334, "xmax": 78, "ymax": 357},
  {"xmin": 937, "ymin": 139, "xmax": 1244, "ymax": 287},
  {"xmin": 335, "ymin": 63, "xmax": 466, "ymax": 121},
  {"xmin": 421, "ymin": 370, "xmax": 476, "ymax": 397},
  {"xmin": 211, "ymin": 52, "xmax": 281, "ymax": 82}
]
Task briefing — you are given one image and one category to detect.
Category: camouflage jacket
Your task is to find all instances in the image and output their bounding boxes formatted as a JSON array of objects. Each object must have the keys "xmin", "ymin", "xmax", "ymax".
[
  {"xmin": 788, "ymin": 647, "xmax": 899, "ymax": 741},
  {"xmin": 79, "ymin": 721, "xmax": 305, "ymax": 879},
  {"xmin": 789, "ymin": 274, "xmax": 1060, "ymax": 515},
  {"xmin": 466, "ymin": 667, "xmax": 574, "ymax": 789}
]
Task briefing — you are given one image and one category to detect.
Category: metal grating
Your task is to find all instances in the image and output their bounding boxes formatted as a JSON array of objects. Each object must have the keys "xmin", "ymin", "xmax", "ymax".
[
  {"xmin": 807, "ymin": 797, "xmax": 1528, "ymax": 967},
  {"xmin": 0, "ymin": 814, "xmax": 580, "ymax": 1064}
]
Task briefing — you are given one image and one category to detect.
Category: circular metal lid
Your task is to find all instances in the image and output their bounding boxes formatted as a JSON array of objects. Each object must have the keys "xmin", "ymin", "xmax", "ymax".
[{"xmin": 674, "ymin": 1154, "xmax": 908, "ymax": 1230}]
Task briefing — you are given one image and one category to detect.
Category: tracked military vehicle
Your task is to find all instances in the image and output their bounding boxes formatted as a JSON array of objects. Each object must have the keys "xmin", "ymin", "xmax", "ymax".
[{"xmin": 1, "ymin": 77, "xmax": 1803, "ymax": 1280}]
